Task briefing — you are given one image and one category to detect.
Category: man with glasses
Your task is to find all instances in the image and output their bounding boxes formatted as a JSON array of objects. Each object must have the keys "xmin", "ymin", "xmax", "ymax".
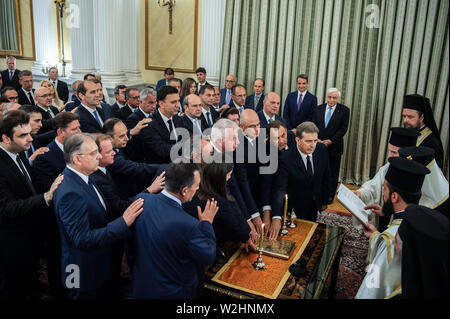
[
  {"xmin": 34, "ymin": 86, "xmax": 60, "ymax": 134},
  {"xmin": 116, "ymin": 87, "xmax": 140, "ymax": 123},
  {"xmin": 229, "ymin": 84, "xmax": 252, "ymax": 115},
  {"xmin": 220, "ymin": 74, "xmax": 236, "ymax": 107},
  {"xmin": 1, "ymin": 86, "xmax": 19, "ymax": 102}
]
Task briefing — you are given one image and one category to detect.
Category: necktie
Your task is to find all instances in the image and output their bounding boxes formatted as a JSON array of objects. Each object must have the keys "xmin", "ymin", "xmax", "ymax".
[
  {"xmin": 9, "ymin": 70, "xmax": 13, "ymax": 81},
  {"xmin": 255, "ymin": 95, "xmax": 260, "ymax": 107},
  {"xmin": 93, "ymin": 110, "xmax": 102, "ymax": 127},
  {"xmin": 226, "ymin": 90, "xmax": 231, "ymax": 105},
  {"xmin": 27, "ymin": 143, "xmax": 35, "ymax": 165},
  {"xmin": 46, "ymin": 110, "xmax": 53, "ymax": 119},
  {"xmin": 306, "ymin": 155, "xmax": 313, "ymax": 178},
  {"xmin": 268, "ymin": 118, "xmax": 273, "ymax": 124},
  {"xmin": 28, "ymin": 92, "xmax": 35, "ymax": 105},
  {"xmin": 16, "ymin": 155, "xmax": 37, "ymax": 195},
  {"xmin": 193, "ymin": 119, "xmax": 202, "ymax": 134},
  {"xmin": 206, "ymin": 112, "xmax": 212, "ymax": 127},
  {"xmin": 297, "ymin": 93, "xmax": 303, "ymax": 112},
  {"xmin": 167, "ymin": 119, "xmax": 173, "ymax": 133},
  {"xmin": 325, "ymin": 107, "xmax": 333, "ymax": 128}
]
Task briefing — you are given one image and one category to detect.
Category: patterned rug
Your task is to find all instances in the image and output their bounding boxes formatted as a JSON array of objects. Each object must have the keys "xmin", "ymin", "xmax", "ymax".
[{"xmin": 317, "ymin": 210, "xmax": 369, "ymax": 299}]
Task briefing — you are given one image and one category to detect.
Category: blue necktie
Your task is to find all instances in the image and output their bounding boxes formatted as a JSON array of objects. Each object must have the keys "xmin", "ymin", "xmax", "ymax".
[
  {"xmin": 225, "ymin": 90, "xmax": 231, "ymax": 105},
  {"xmin": 27, "ymin": 143, "xmax": 35, "ymax": 165},
  {"xmin": 325, "ymin": 107, "xmax": 333, "ymax": 128},
  {"xmin": 206, "ymin": 112, "xmax": 212, "ymax": 127},
  {"xmin": 268, "ymin": 118, "xmax": 273, "ymax": 124},
  {"xmin": 93, "ymin": 109, "xmax": 102, "ymax": 127}
]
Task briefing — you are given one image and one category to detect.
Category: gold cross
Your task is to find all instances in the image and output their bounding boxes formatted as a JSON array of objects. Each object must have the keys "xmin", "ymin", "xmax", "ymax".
[{"xmin": 158, "ymin": 0, "xmax": 176, "ymax": 35}]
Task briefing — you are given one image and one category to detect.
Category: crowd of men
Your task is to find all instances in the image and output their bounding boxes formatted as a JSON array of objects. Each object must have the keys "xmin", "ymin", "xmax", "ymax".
[{"xmin": 0, "ymin": 56, "xmax": 448, "ymax": 300}]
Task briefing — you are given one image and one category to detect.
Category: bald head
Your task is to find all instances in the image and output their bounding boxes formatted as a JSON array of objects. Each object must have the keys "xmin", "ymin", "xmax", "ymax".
[
  {"xmin": 240, "ymin": 109, "xmax": 260, "ymax": 139},
  {"xmin": 34, "ymin": 86, "xmax": 53, "ymax": 108},
  {"xmin": 263, "ymin": 92, "xmax": 281, "ymax": 118},
  {"xmin": 183, "ymin": 94, "xmax": 203, "ymax": 119},
  {"xmin": 225, "ymin": 74, "xmax": 236, "ymax": 90}
]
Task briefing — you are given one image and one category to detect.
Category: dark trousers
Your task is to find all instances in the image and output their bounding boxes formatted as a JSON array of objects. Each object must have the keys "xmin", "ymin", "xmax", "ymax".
[
  {"xmin": 328, "ymin": 154, "xmax": 342, "ymax": 202},
  {"xmin": 296, "ymin": 200, "xmax": 318, "ymax": 222},
  {"xmin": 0, "ymin": 262, "xmax": 38, "ymax": 299}
]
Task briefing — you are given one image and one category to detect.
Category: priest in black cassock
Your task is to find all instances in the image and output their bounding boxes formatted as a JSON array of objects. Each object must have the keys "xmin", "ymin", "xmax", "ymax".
[{"xmin": 402, "ymin": 94, "xmax": 444, "ymax": 169}]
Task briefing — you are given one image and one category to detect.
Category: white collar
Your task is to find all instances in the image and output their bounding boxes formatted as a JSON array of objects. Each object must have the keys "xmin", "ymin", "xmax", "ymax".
[
  {"xmin": 81, "ymin": 103, "xmax": 97, "ymax": 113},
  {"xmin": 116, "ymin": 101, "xmax": 125, "ymax": 108},
  {"xmin": 161, "ymin": 189, "xmax": 182, "ymax": 206},
  {"xmin": 298, "ymin": 90, "xmax": 308, "ymax": 96},
  {"xmin": 159, "ymin": 109, "xmax": 172, "ymax": 123},
  {"xmin": 297, "ymin": 145, "xmax": 312, "ymax": 161},
  {"xmin": 97, "ymin": 166, "xmax": 107, "ymax": 174},
  {"xmin": 54, "ymin": 138, "xmax": 64, "ymax": 153},
  {"xmin": 263, "ymin": 110, "xmax": 275, "ymax": 122},
  {"xmin": 139, "ymin": 107, "xmax": 151, "ymax": 118},
  {"xmin": 0, "ymin": 144, "xmax": 18, "ymax": 160},
  {"xmin": 67, "ymin": 165, "xmax": 90, "ymax": 184}
]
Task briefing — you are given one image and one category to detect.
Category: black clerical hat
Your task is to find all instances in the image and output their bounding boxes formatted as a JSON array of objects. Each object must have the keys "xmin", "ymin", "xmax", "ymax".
[
  {"xmin": 399, "ymin": 204, "xmax": 448, "ymax": 242},
  {"xmin": 389, "ymin": 127, "xmax": 420, "ymax": 147},
  {"xmin": 403, "ymin": 94, "xmax": 429, "ymax": 113},
  {"xmin": 385, "ymin": 157, "xmax": 430, "ymax": 193},
  {"xmin": 398, "ymin": 146, "xmax": 435, "ymax": 166}
]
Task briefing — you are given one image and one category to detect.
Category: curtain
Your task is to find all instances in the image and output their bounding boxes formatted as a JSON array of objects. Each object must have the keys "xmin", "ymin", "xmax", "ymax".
[
  {"xmin": 219, "ymin": 0, "xmax": 449, "ymax": 183},
  {"xmin": 0, "ymin": 0, "xmax": 19, "ymax": 51}
]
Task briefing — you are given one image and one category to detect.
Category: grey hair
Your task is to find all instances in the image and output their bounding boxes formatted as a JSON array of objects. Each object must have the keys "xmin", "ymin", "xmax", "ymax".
[
  {"xmin": 211, "ymin": 118, "xmax": 240, "ymax": 143},
  {"xmin": 296, "ymin": 121, "xmax": 319, "ymax": 139},
  {"xmin": 2, "ymin": 103, "xmax": 20, "ymax": 114},
  {"xmin": 326, "ymin": 87, "xmax": 341, "ymax": 97},
  {"xmin": 183, "ymin": 94, "xmax": 191, "ymax": 108},
  {"xmin": 6, "ymin": 56, "xmax": 16, "ymax": 63},
  {"xmin": 140, "ymin": 87, "xmax": 157, "ymax": 101},
  {"xmin": 63, "ymin": 133, "xmax": 95, "ymax": 164}
]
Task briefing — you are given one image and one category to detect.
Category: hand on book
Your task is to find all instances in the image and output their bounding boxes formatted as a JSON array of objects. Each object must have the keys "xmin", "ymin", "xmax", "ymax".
[{"xmin": 364, "ymin": 204, "xmax": 383, "ymax": 216}]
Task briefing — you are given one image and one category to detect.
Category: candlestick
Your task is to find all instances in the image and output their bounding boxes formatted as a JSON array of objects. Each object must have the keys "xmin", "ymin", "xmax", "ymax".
[
  {"xmin": 283, "ymin": 194, "xmax": 288, "ymax": 222},
  {"xmin": 258, "ymin": 224, "xmax": 265, "ymax": 251},
  {"xmin": 280, "ymin": 194, "xmax": 290, "ymax": 236},
  {"xmin": 253, "ymin": 223, "xmax": 267, "ymax": 271}
]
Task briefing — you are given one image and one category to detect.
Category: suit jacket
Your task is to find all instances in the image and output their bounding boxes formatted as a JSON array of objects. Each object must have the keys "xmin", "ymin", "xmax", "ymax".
[
  {"xmin": 199, "ymin": 106, "xmax": 219, "ymax": 130},
  {"xmin": 116, "ymin": 104, "xmax": 135, "ymax": 123},
  {"xmin": 1, "ymin": 69, "xmax": 21, "ymax": 91},
  {"xmin": 182, "ymin": 195, "xmax": 250, "ymax": 245},
  {"xmin": 271, "ymin": 143, "xmax": 331, "ymax": 218},
  {"xmin": 90, "ymin": 169, "xmax": 132, "ymax": 218},
  {"xmin": 0, "ymin": 149, "xmax": 48, "ymax": 265},
  {"xmin": 155, "ymin": 79, "xmax": 168, "ymax": 91},
  {"xmin": 55, "ymin": 80, "xmax": 69, "ymax": 103},
  {"xmin": 283, "ymin": 91, "xmax": 318, "ymax": 130},
  {"xmin": 196, "ymin": 81, "xmax": 211, "ymax": 95},
  {"xmin": 36, "ymin": 104, "xmax": 60, "ymax": 134},
  {"xmin": 65, "ymin": 95, "xmax": 80, "ymax": 112},
  {"xmin": 18, "ymin": 88, "xmax": 36, "ymax": 106},
  {"xmin": 246, "ymin": 94, "xmax": 265, "ymax": 113},
  {"xmin": 110, "ymin": 102, "xmax": 123, "ymax": 118},
  {"xmin": 106, "ymin": 148, "xmax": 160, "ymax": 199},
  {"xmin": 219, "ymin": 88, "xmax": 231, "ymax": 107},
  {"xmin": 312, "ymin": 103, "xmax": 350, "ymax": 157},
  {"xmin": 180, "ymin": 115, "xmax": 203, "ymax": 136},
  {"xmin": 131, "ymin": 192, "xmax": 216, "ymax": 299},
  {"xmin": 228, "ymin": 100, "xmax": 253, "ymax": 112},
  {"xmin": 125, "ymin": 108, "xmax": 152, "ymax": 163},
  {"xmin": 76, "ymin": 104, "xmax": 106, "ymax": 133},
  {"xmin": 33, "ymin": 140, "xmax": 66, "ymax": 193},
  {"xmin": 257, "ymin": 111, "xmax": 284, "ymax": 128},
  {"xmin": 100, "ymin": 102, "xmax": 113, "ymax": 120},
  {"xmin": 53, "ymin": 167, "xmax": 130, "ymax": 294},
  {"xmin": 141, "ymin": 111, "xmax": 183, "ymax": 164}
]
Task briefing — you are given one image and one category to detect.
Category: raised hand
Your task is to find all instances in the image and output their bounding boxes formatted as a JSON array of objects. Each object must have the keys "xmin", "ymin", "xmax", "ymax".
[
  {"xmin": 197, "ymin": 198, "xmax": 219, "ymax": 224},
  {"xmin": 122, "ymin": 198, "xmax": 144, "ymax": 227}
]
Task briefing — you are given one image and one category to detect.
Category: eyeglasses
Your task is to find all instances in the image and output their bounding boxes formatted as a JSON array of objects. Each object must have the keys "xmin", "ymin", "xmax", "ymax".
[
  {"xmin": 226, "ymin": 80, "xmax": 235, "ymax": 83},
  {"xmin": 128, "ymin": 96, "xmax": 140, "ymax": 100},
  {"xmin": 36, "ymin": 94, "xmax": 53, "ymax": 98},
  {"xmin": 8, "ymin": 96, "xmax": 19, "ymax": 100},
  {"xmin": 77, "ymin": 149, "xmax": 99, "ymax": 157}
]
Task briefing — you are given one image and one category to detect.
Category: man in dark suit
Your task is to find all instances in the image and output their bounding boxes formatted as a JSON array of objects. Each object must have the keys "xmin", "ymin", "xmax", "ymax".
[
  {"xmin": 155, "ymin": 67, "xmax": 175, "ymax": 91},
  {"xmin": 53, "ymin": 133, "xmax": 144, "ymax": 299},
  {"xmin": 270, "ymin": 122, "xmax": 331, "ymax": 239},
  {"xmin": 48, "ymin": 67, "xmax": 69, "ymax": 103},
  {"xmin": 220, "ymin": 74, "xmax": 236, "ymax": 107},
  {"xmin": 33, "ymin": 112, "xmax": 81, "ymax": 193},
  {"xmin": 125, "ymin": 88, "xmax": 155, "ymax": 162},
  {"xmin": 283, "ymin": 74, "xmax": 318, "ymax": 130},
  {"xmin": 257, "ymin": 92, "xmax": 284, "ymax": 128},
  {"xmin": 132, "ymin": 163, "xmax": 217, "ymax": 299},
  {"xmin": 168, "ymin": 78, "xmax": 184, "ymax": 114},
  {"xmin": 116, "ymin": 87, "xmax": 140, "ymax": 123},
  {"xmin": 17, "ymin": 70, "xmax": 36, "ymax": 106},
  {"xmin": 199, "ymin": 84, "xmax": 219, "ymax": 130},
  {"xmin": 245, "ymin": 78, "xmax": 265, "ymax": 113},
  {"xmin": 34, "ymin": 86, "xmax": 60, "ymax": 134},
  {"xmin": 76, "ymin": 80, "xmax": 106, "ymax": 133},
  {"xmin": 142, "ymin": 85, "xmax": 183, "ymax": 164},
  {"xmin": 312, "ymin": 88, "xmax": 350, "ymax": 202},
  {"xmin": 181, "ymin": 94, "xmax": 204, "ymax": 136},
  {"xmin": 0, "ymin": 110, "xmax": 63, "ymax": 299},
  {"xmin": 92, "ymin": 78, "xmax": 113, "ymax": 120},
  {"xmin": 110, "ymin": 85, "xmax": 127, "ymax": 118},
  {"xmin": 1, "ymin": 56, "xmax": 21, "ymax": 91},
  {"xmin": 1, "ymin": 86, "xmax": 19, "ymax": 103},
  {"xmin": 195, "ymin": 67, "xmax": 211, "ymax": 95},
  {"xmin": 402, "ymin": 94, "xmax": 444, "ymax": 169},
  {"xmin": 65, "ymin": 80, "xmax": 82, "ymax": 112},
  {"xmin": 229, "ymin": 84, "xmax": 253, "ymax": 115}
]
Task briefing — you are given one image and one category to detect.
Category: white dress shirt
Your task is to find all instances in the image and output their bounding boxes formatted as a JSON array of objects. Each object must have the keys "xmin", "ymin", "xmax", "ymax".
[
  {"xmin": 81, "ymin": 104, "xmax": 104, "ymax": 127},
  {"xmin": 67, "ymin": 165, "xmax": 107, "ymax": 211}
]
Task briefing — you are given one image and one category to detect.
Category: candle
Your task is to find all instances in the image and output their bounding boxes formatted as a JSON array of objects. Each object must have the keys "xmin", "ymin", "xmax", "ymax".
[
  {"xmin": 258, "ymin": 224, "xmax": 265, "ymax": 251},
  {"xmin": 283, "ymin": 194, "xmax": 288, "ymax": 222}
]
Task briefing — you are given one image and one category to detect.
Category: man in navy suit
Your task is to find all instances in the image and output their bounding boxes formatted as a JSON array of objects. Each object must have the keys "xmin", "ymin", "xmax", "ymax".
[
  {"xmin": 0, "ymin": 110, "xmax": 63, "ymax": 299},
  {"xmin": 219, "ymin": 74, "xmax": 236, "ymax": 107},
  {"xmin": 155, "ymin": 67, "xmax": 175, "ymax": 91},
  {"xmin": 132, "ymin": 163, "xmax": 218, "ymax": 299},
  {"xmin": 195, "ymin": 67, "xmax": 211, "ymax": 95},
  {"xmin": 76, "ymin": 80, "xmax": 106, "ymax": 133},
  {"xmin": 229, "ymin": 84, "xmax": 252, "ymax": 115},
  {"xmin": 92, "ymin": 79, "xmax": 113, "ymax": 120},
  {"xmin": 181, "ymin": 94, "xmax": 204, "ymax": 136},
  {"xmin": 53, "ymin": 133, "xmax": 144, "ymax": 299},
  {"xmin": 199, "ymin": 84, "xmax": 219, "ymax": 131},
  {"xmin": 257, "ymin": 92, "xmax": 284, "ymax": 128},
  {"xmin": 1, "ymin": 56, "xmax": 21, "ymax": 91},
  {"xmin": 270, "ymin": 122, "xmax": 331, "ymax": 239},
  {"xmin": 245, "ymin": 78, "xmax": 265, "ymax": 113},
  {"xmin": 110, "ymin": 85, "xmax": 127, "ymax": 118},
  {"xmin": 312, "ymin": 88, "xmax": 350, "ymax": 203},
  {"xmin": 142, "ymin": 85, "xmax": 183, "ymax": 164},
  {"xmin": 48, "ymin": 67, "xmax": 69, "ymax": 103},
  {"xmin": 116, "ymin": 87, "xmax": 140, "ymax": 123},
  {"xmin": 283, "ymin": 74, "xmax": 318, "ymax": 130},
  {"xmin": 34, "ymin": 86, "xmax": 60, "ymax": 134},
  {"xmin": 34, "ymin": 112, "xmax": 81, "ymax": 193},
  {"xmin": 17, "ymin": 70, "xmax": 36, "ymax": 106}
]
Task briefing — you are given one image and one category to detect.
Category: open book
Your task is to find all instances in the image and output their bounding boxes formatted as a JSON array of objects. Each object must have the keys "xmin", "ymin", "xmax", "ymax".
[{"xmin": 336, "ymin": 184, "xmax": 370, "ymax": 225}]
